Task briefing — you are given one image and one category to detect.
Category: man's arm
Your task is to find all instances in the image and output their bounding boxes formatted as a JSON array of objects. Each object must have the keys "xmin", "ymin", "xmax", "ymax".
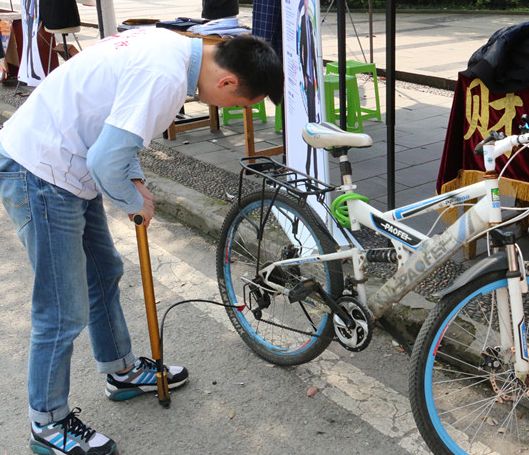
[{"xmin": 86, "ymin": 124, "xmax": 153, "ymax": 224}]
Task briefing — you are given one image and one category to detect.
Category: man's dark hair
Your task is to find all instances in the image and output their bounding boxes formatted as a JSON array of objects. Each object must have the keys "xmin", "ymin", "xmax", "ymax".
[{"xmin": 214, "ymin": 35, "xmax": 283, "ymax": 105}]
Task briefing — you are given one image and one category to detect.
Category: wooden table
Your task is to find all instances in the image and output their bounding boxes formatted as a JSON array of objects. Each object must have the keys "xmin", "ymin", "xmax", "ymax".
[
  {"xmin": 166, "ymin": 100, "xmax": 219, "ymax": 138},
  {"xmin": 166, "ymin": 29, "xmax": 283, "ymax": 160}
]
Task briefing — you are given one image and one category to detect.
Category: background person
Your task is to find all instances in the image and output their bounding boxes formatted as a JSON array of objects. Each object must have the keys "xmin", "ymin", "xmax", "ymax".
[
  {"xmin": 202, "ymin": 0, "xmax": 239, "ymax": 20},
  {"xmin": 252, "ymin": 0, "xmax": 282, "ymax": 57}
]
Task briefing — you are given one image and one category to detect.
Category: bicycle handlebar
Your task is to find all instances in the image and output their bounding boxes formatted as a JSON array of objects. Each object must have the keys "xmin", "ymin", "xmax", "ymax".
[
  {"xmin": 492, "ymin": 133, "xmax": 529, "ymax": 156},
  {"xmin": 474, "ymin": 132, "xmax": 529, "ymax": 157}
]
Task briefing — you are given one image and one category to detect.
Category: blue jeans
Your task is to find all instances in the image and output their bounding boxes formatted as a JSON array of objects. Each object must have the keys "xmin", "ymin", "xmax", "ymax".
[{"xmin": 0, "ymin": 153, "xmax": 135, "ymax": 425}]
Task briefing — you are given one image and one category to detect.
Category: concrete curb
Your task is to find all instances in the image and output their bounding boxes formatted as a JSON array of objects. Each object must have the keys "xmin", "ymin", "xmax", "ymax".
[
  {"xmin": 146, "ymin": 169, "xmax": 432, "ymax": 351},
  {"xmin": 145, "ymin": 170, "xmax": 230, "ymax": 239}
]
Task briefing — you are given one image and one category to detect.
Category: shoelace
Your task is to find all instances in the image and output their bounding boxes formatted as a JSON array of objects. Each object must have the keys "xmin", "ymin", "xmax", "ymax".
[
  {"xmin": 53, "ymin": 407, "xmax": 95, "ymax": 450},
  {"xmin": 137, "ymin": 356, "xmax": 167, "ymax": 373}
]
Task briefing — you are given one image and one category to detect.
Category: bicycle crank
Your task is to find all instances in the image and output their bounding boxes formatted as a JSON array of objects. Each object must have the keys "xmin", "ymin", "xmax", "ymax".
[{"xmin": 333, "ymin": 296, "xmax": 374, "ymax": 352}]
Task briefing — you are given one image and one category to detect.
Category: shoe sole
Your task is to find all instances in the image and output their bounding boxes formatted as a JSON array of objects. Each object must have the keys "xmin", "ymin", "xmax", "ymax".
[
  {"xmin": 30, "ymin": 437, "xmax": 119, "ymax": 455},
  {"xmin": 105, "ymin": 377, "xmax": 189, "ymax": 401}
]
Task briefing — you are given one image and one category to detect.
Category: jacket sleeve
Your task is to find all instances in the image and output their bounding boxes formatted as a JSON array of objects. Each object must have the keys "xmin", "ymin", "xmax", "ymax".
[{"xmin": 86, "ymin": 123, "xmax": 145, "ymax": 213}]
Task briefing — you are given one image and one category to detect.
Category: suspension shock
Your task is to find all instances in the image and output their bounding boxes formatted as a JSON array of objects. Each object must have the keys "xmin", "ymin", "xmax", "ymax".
[{"xmin": 366, "ymin": 249, "xmax": 398, "ymax": 263}]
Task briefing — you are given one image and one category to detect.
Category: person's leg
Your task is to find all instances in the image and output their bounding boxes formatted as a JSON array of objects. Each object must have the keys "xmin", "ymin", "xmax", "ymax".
[
  {"xmin": 0, "ymin": 156, "xmax": 118, "ymax": 454},
  {"xmin": 22, "ymin": 173, "xmax": 91, "ymax": 424},
  {"xmin": 0, "ymin": 157, "xmax": 91, "ymax": 423},
  {"xmin": 82, "ymin": 195, "xmax": 135, "ymax": 373},
  {"xmin": 81, "ymin": 198, "xmax": 190, "ymax": 401},
  {"xmin": 80, "ymin": 197, "xmax": 189, "ymax": 401}
]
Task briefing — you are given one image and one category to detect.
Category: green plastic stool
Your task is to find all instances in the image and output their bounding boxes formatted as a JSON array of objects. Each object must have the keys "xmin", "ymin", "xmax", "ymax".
[
  {"xmin": 274, "ymin": 103, "xmax": 283, "ymax": 133},
  {"xmin": 324, "ymin": 73, "xmax": 363, "ymax": 133},
  {"xmin": 326, "ymin": 60, "xmax": 382, "ymax": 124},
  {"xmin": 222, "ymin": 100, "xmax": 267, "ymax": 126}
]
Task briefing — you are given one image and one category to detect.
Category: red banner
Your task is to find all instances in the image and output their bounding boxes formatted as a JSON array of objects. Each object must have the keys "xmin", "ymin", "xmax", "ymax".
[{"xmin": 437, "ymin": 73, "xmax": 529, "ymax": 200}]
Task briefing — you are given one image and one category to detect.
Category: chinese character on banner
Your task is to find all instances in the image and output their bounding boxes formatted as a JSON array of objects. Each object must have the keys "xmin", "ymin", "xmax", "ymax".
[
  {"xmin": 20, "ymin": 0, "xmax": 45, "ymax": 86},
  {"xmin": 438, "ymin": 73, "xmax": 529, "ymax": 202},
  {"xmin": 464, "ymin": 78, "xmax": 523, "ymax": 144}
]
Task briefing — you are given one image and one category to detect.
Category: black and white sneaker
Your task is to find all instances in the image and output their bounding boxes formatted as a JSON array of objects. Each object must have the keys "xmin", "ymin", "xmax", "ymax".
[
  {"xmin": 105, "ymin": 356, "xmax": 188, "ymax": 401},
  {"xmin": 30, "ymin": 407, "xmax": 117, "ymax": 454}
]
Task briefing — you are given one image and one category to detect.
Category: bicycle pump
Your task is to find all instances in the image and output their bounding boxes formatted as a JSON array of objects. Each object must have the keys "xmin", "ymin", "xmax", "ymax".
[{"xmin": 133, "ymin": 214, "xmax": 171, "ymax": 408}]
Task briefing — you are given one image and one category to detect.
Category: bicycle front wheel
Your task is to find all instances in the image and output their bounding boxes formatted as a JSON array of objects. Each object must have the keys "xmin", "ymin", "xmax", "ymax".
[
  {"xmin": 216, "ymin": 191, "xmax": 344, "ymax": 366},
  {"xmin": 410, "ymin": 272, "xmax": 529, "ymax": 455}
]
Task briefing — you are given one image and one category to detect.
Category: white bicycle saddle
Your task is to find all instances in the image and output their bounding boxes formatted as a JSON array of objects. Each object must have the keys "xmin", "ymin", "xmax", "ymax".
[{"xmin": 302, "ymin": 122, "xmax": 373, "ymax": 149}]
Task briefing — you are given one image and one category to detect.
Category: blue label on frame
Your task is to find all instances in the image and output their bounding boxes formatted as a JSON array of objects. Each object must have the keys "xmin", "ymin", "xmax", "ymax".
[{"xmin": 519, "ymin": 320, "xmax": 529, "ymax": 361}]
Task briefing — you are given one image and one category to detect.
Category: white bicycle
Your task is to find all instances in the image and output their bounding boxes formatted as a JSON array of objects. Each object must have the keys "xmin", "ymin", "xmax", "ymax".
[{"xmin": 216, "ymin": 121, "xmax": 529, "ymax": 454}]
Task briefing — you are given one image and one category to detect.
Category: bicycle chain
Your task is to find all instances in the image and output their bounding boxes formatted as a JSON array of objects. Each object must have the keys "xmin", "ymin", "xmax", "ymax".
[{"xmin": 256, "ymin": 316, "xmax": 320, "ymax": 338}]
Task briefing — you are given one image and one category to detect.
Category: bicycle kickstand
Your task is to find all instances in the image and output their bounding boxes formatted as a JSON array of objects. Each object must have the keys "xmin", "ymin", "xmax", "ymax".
[{"xmin": 133, "ymin": 214, "xmax": 171, "ymax": 408}]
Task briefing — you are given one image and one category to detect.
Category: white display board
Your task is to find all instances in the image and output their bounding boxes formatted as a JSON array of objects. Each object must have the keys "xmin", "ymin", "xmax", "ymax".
[
  {"xmin": 20, "ymin": 0, "xmax": 46, "ymax": 86},
  {"xmin": 281, "ymin": 0, "xmax": 328, "ymax": 220}
]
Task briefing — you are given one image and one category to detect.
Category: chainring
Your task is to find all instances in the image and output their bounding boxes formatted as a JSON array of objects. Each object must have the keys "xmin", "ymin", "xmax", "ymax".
[{"xmin": 333, "ymin": 296, "xmax": 374, "ymax": 352}]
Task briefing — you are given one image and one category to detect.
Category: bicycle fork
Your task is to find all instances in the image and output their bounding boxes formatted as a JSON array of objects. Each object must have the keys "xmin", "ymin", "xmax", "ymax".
[{"xmin": 501, "ymin": 240, "xmax": 529, "ymax": 381}]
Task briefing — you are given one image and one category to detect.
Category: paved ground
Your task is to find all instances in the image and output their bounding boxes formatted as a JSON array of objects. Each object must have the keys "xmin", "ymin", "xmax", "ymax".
[
  {"xmin": 0, "ymin": 203, "xmax": 428, "ymax": 455},
  {"xmin": 70, "ymin": 1, "xmax": 529, "ymax": 81},
  {"xmin": 0, "ymin": 3, "xmax": 528, "ymax": 454}
]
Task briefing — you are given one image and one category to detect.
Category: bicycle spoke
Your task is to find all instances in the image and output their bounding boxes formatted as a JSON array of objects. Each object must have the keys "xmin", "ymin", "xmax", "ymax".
[
  {"xmin": 437, "ymin": 393, "xmax": 500, "ymax": 418},
  {"xmin": 434, "ymin": 376, "xmax": 493, "ymax": 400},
  {"xmin": 433, "ymin": 372, "xmax": 496, "ymax": 384},
  {"xmin": 436, "ymin": 350, "xmax": 485, "ymax": 373}
]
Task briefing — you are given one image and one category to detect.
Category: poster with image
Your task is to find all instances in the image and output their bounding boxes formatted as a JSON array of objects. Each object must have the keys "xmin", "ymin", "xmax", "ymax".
[
  {"xmin": 281, "ymin": 0, "xmax": 328, "ymax": 220},
  {"xmin": 20, "ymin": 0, "xmax": 45, "ymax": 86}
]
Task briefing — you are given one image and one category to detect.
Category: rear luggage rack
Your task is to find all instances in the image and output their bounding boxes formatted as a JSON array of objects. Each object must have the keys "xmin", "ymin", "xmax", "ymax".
[{"xmin": 238, "ymin": 157, "xmax": 336, "ymax": 203}]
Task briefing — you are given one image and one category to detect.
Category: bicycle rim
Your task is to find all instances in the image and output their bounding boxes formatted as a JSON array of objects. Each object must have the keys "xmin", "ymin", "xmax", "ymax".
[
  {"xmin": 219, "ymin": 194, "xmax": 341, "ymax": 364},
  {"xmin": 418, "ymin": 276, "xmax": 529, "ymax": 454}
]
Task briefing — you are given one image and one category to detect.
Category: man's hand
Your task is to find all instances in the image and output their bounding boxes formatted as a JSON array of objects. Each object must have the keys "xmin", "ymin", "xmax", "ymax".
[{"xmin": 129, "ymin": 180, "xmax": 154, "ymax": 227}]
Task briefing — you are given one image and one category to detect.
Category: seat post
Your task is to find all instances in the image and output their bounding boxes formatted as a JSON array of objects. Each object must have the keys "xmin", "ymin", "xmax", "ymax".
[
  {"xmin": 339, "ymin": 156, "xmax": 353, "ymax": 184},
  {"xmin": 330, "ymin": 147, "xmax": 353, "ymax": 186},
  {"xmin": 331, "ymin": 146, "xmax": 349, "ymax": 159}
]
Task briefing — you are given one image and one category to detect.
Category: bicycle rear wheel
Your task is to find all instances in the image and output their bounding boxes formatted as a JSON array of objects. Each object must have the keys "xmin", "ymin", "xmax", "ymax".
[
  {"xmin": 410, "ymin": 272, "xmax": 529, "ymax": 455},
  {"xmin": 216, "ymin": 191, "xmax": 344, "ymax": 366}
]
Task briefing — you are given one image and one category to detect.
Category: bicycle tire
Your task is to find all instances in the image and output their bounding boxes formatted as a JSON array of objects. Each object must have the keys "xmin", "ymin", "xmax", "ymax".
[
  {"xmin": 216, "ymin": 190, "xmax": 344, "ymax": 366},
  {"xmin": 409, "ymin": 271, "xmax": 529, "ymax": 455}
]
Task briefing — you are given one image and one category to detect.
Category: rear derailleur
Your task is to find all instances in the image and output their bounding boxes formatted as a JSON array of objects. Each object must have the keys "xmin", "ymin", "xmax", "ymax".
[{"xmin": 246, "ymin": 276, "xmax": 272, "ymax": 320}]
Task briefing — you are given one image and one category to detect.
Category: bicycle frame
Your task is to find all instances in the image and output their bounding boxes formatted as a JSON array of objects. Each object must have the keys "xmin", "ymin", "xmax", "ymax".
[
  {"xmin": 257, "ymin": 143, "xmax": 529, "ymax": 379},
  {"xmin": 259, "ymin": 178, "xmax": 496, "ymax": 310}
]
